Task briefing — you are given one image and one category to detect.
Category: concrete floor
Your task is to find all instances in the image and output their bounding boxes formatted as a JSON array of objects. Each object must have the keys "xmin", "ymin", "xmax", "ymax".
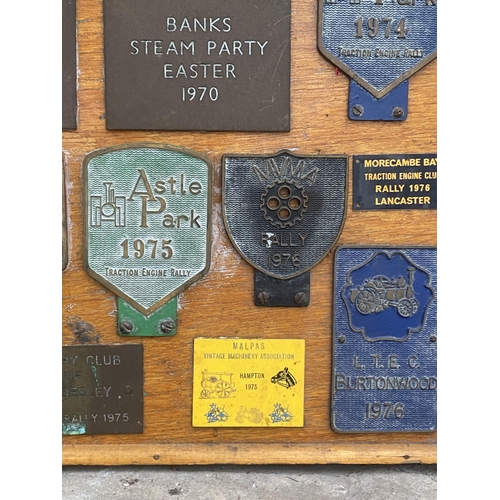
[{"xmin": 62, "ymin": 464, "xmax": 437, "ymax": 499}]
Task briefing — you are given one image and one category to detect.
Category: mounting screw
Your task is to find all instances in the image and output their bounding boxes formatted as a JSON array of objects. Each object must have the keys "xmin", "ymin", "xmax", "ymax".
[
  {"xmin": 256, "ymin": 292, "xmax": 270, "ymax": 305},
  {"xmin": 119, "ymin": 320, "xmax": 134, "ymax": 335},
  {"xmin": 160, "ymin": 318, "xmax": 176, "ymax": 334},
  {"xmin": 352, "ymin": 104, "xmax": 364, "ymax": 117},
  {"xmin": 294, "ymin": 292, "xmax": 308, "ymax": 306},
  {"xmin": 430, "ymin": 335, "xmax": 437, "ymax": 343},
  {"xmin": 338, "ymin": 336, "xmax": 346, "ymax": 344},
  {"xmin": 393, "ymin": 107, "xmax": 404, "ymax": 118}
]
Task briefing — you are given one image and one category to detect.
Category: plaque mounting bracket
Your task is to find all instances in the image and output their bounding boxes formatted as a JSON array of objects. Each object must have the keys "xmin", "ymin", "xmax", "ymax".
[
  {"xmin": 348, "ymin": 79, "xmax": 408, "ymax": 122},
  {"xmin": 117, "ymin": 297, "xmax": 177, "ymax": 337},
  {"xmin": 254, "ymin": 270, "xmax": 310, "ymax": 308}
]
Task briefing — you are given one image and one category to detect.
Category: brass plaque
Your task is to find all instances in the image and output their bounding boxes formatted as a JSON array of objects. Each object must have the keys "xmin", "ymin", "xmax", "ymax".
[
  {"xmin": 62, "ymin": 344, "xmax": 144, "ymax": 435},
  {"xmin": 103, "ymin": 0, "xmax": 291, "ymax": 131}
]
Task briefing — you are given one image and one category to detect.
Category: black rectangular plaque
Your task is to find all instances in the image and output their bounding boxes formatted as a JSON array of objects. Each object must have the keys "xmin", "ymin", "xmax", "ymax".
[
  {"xmin": 353, "ymin": 154, "xmax": 437, "ymax": 211},
  {"xmin": 62, "ymin": 344, "xmax": 143, "ymax": 435},
  {"xmin": 103, "ymin": 0, "xmax": 291, "ymax": 131},
  {"xmin": 62, "ymin": 0, "xmax": 77, "ymax": 130}
]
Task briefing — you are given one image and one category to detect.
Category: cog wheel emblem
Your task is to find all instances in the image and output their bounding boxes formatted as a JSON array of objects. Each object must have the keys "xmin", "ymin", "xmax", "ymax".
[{"xmin": 260, "ymin": 180, "xmax": 308, "ymax": 228}]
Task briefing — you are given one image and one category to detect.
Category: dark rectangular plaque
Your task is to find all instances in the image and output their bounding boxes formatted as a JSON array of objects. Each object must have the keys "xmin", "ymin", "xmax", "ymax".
[
  {"xmin": 103, "ymin": 0, "xmax": 290, "ymax": 131},
  {"xmin": 62, "ymin": 0, "xmax": 77, "ymax": 130},
  {"xmin": 353, "ymin": 154, "xmax": 437, "ymax": 211},
  {"xmin": 62, "ymin": 344, "xmax": 143, "ymax": 435}
]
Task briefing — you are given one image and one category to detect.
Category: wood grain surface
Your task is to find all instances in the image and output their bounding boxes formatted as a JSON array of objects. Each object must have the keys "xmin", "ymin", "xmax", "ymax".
[{"xmin": 62, "ymin": 0, "xmax": 437, "ymax": 465}]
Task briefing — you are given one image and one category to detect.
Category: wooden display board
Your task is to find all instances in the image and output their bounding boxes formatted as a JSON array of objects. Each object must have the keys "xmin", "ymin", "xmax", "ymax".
[{"xmin": 62, "ymin": 0, "xmax": 436, "ymax": 465}]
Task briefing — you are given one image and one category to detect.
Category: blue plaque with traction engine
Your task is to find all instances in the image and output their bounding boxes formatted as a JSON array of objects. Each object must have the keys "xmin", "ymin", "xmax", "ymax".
[
  {"xmin": 318, "ymin": 0, "xmax": 437, "ymax": 120},
  {"xmin": 332, "ymin": 246, "xmax": 436, "ymax": 432}
]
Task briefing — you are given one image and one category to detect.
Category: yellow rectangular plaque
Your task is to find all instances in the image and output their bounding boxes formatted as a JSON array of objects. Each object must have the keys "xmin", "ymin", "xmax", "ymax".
[{"xmin": 192, "ymin": 338, "xmax": 305, "ymax": 427}]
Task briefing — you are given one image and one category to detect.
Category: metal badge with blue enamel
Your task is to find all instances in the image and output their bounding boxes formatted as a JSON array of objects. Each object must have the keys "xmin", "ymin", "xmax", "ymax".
[
  {"xmin": 318, "ymin": 0, "xmax": 437, "ymax": 121},
  {"xmin": 83, "ymin": 144, "xmax": 212, "ymax": 337},
  {"xmin": 332, "ymin": 246, "xmax": 436, "ymax": 432},
  {"xmin": 223, "ymin": 151, "xmax": 347, "ymax": 307}
]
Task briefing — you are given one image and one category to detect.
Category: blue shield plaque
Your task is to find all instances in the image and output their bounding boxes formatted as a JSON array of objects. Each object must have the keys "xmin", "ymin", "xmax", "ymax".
[
  {"xmin": 332, "ymin": 246, "xmax": 437, "ymax": 432},
  {"xmin": 319, "ymin": 0, "xmax": 437, "ymax": 99}
]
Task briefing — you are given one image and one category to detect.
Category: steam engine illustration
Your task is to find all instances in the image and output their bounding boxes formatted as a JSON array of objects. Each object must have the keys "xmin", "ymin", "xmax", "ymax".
[
  {"xmin": 90, "ymin": 182, "xmax": 126, "ymax": 227},
  {"xmin": 349, "ymin": 267, "xmax": 419, "ymax": 318},
  {"xmin": 200, "ymin": 370, "xmax": 236, "ymax": 399}
]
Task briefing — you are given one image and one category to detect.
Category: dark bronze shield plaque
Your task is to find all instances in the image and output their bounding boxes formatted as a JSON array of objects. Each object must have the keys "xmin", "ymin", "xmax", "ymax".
[
  {"xmin": 62, "ymin": 0, "xmax": 77, "ymax": 130},
  {"xmin": 223, "ymin": 151, "xmax": 348, "ymax": 280},
  {"xmin": 103, "ymin": 0, "xmax": 290, "ymax": 131},
  {"xmin": 62, "ymin": 344, "xmax": 144, "ymax": 435}
]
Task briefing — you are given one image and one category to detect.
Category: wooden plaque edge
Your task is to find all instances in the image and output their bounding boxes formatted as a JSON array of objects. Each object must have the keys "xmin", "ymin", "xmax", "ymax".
[{"xmin": 63, "ymin": 442, "xmax": 436, "ymax": 465}]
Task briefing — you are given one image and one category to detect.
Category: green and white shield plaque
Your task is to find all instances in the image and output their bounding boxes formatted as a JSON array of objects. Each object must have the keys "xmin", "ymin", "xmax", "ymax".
[{"xmin": 84, "ymin": 144, "xmax": 212, "ymax": 316}]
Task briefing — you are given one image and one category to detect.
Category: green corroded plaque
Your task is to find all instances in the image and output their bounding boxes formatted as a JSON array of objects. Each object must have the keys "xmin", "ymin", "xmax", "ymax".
[{"xmin": 84, "ymin": 144, "xmax": 212, "ymax": 315}]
